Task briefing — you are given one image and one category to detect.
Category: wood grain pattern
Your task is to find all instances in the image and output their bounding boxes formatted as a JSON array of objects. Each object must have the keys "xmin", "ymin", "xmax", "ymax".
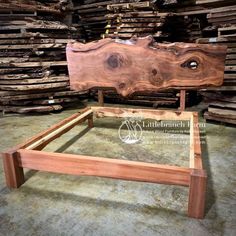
[
  {"xmin": 188, "ymin": 169, "xmax": 207, "ymax": 218},
  {"xmin": 67, "ymin": 36, "xmax": 227, "ymax": 96},
  {"xmin": 2, "ymin": 151, "xmax": 25, "ymax": 188},
  {"xmin": 91, "ymin": 106, "xmax": 192, "ymax": 120},
  {"xmin": 189, "ymin": 113, "xmax": 203, "ymax": 169},
  {"xmin": 179, "ymin": 90, "xmax": 186, "ymax": 111},
  {"xmin": 17, "ymin": 149, "xmax": 191, "ymax": 186},
  {"xmin": 98, "ymin": 90, "xmax": 104, "ymax": 106}
]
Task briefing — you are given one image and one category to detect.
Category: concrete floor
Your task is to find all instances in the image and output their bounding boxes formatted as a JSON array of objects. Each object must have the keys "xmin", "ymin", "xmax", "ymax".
[{"xmin": 0, "ymin": 102, "xmax": 235, "ymax": 236}]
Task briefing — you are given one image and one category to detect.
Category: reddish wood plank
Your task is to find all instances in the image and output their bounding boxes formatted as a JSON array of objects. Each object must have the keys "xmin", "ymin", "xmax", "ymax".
[
  {"xmin": 188, "ymin": 169, "xmax": 207, "ymax": 219},
  {"xmin": 2, "ymin": 152, "xmax": 25, "ymax": 188},
  {"xmin": 190, "ymin": 113, "xmax": 203, "ymax": 169},
  {"xmin": 98, "ymin": 90, "xmax": 104, "ymax": 106},
  {"xmin": 17, "ymin": 149, "xmax": 191, "ymax": 186},
  {"xmin": 67, "ymin": 36, "xmax": 227, "ymax": 96},
  {"xmin": 179, "ymin": 90, "xmax": 186, "ymax": 111}
]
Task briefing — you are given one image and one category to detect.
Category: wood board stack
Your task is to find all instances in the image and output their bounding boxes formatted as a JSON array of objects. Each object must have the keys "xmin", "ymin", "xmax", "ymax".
[
  {"xmin": 200, "ymin": 91, "xmax": 236, "ymax": 125},
  {"xmin": 0, "ymin": 0, "xmax": 70, "ymax": 14},
  {"xmin": 72, "ymin": 1, "xmax": 151, "ymax": 41},
  {"xmin": 90, "ymin": 89, "xmax": 197, "ymax": 109},
  {"xmin": 0, "ymin": 2, "xmax": 88, "ymax": 114},
  {"xmin": 104, "ymin": 1, "xmax": 171, "ymax": 40},
  {"xmin": 207, "ymin": 5, "xmax": 236, "ymax": 27},
  {"xmin": 72, "ymin": 0, "xmax": 112, "ymax": 41},
  {"xmin": 91, "ymin": 89, "xmax": 178, "ymax": 107},
  {"xmin": 172, "ymin": 1, "xmax": 236, "ymax": 40}
]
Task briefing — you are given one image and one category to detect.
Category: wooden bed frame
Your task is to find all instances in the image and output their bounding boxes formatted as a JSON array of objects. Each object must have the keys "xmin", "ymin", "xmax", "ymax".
[
  {"xmin": 3, "ymin": 104, "xmax": 206, "ymax": 218},
  {"xmin": 2, "ymin": 37, "xmax": 227, "ymax": 219}
]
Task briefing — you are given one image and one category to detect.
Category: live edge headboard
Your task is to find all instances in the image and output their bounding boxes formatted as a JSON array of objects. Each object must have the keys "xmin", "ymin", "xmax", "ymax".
[{"xmin": 66, "ymin": 36, "xmax": 227, "ymax": 97}]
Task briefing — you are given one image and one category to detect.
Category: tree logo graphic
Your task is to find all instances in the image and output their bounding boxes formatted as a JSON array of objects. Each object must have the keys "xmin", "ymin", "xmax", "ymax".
[{"xmin": 118, "ymin": 118, "xmax": 143, "ymax": 144}]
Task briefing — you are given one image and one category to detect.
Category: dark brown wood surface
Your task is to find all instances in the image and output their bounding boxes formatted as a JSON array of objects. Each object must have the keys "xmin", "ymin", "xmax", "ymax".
[{"xmin": 67, "ymin": 36, "xmax": 227, "ymax": 96}]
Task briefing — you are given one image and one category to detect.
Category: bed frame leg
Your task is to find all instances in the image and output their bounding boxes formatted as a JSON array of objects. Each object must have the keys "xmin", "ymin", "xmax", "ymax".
[
  {"xmin": 2, "ymin": 151, "xmax": 25, "ymax": 188},
  {"xmin": 88, "ymin": 114, "xmax": 94, "ymax": 128},
  {"xmin": 188, "ymin": 169, "xmax": 207, "ymax": 218}
]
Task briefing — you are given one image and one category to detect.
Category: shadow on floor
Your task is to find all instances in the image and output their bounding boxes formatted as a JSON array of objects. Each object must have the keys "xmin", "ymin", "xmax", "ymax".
[
  {"xmin": 20, "ymin": 185, "xmax": 187, "ymax": 218},
  {"xmin": 201, "ymin": 130, "xmax": 217, "ymax": 218},
  {"xmin": 55, "ymin": 126, "xmax": 91, "ymax": 153}
]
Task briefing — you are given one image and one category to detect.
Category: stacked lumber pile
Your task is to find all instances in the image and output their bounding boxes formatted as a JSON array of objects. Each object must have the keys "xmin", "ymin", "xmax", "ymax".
[
  {"xmin": 0, "ymin": 0, "xmax": 71, "ymax": 13},
  {"xmin": 90, "ymin": 89, "xmax": 197, "ymax": 109},
  {"xmin": 72, "ymin": 0, "xmax": 112, "ymax": 41},
  {"xmin": 0, "ymin": 2, "xmax": 88, "ymax": 114},
  {"xmin": 200, "ymin": 92, "xmax": 236, "ymax": 125},
  {"xmin": 104, "ymin": 1, "xmax": 171, "ymax": 40},
  {"xmin": 72, "ymin": 1, "xmax": 155, "ymax": 41},
  {"xmin": 91, "ymin": 89, "xmax": 179, "ymax": 107}
]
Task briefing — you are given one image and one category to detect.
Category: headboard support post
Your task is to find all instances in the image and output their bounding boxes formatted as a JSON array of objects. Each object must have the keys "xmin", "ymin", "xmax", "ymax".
[{"xmin": 179, "ymin": 90, "xmax": 186, "ymax": 111}]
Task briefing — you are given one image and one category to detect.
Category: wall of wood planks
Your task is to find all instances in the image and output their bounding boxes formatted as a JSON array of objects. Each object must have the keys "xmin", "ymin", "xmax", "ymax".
[{"xmin": 0, "ymin": 0, "xmax": 88, "ymax": 114}]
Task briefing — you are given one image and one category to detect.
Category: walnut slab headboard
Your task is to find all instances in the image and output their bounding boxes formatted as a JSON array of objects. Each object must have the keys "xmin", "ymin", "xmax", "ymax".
[{"xmin": 66, "ymin": 36, "xmax": 227, "ymax": 97}]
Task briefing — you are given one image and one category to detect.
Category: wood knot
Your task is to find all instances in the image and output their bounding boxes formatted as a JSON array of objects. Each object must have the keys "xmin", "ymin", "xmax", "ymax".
[
  {"xmin": 107, "ymin": 54, "xmax": 123, "ymax": 69},
  {"xmin": 149, "ymin": 67, "xmax": 164, "ymax": 86},
  {"xmin": 152, "ymin": 69, "xmax": 157, "ymax": 75},
  {"xmin": 181, "ymin": 58, "xmax": 199, "ymax": 70}
]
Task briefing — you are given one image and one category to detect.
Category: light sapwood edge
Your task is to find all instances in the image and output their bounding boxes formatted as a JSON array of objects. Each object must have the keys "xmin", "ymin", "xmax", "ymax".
[{"xmin": 91, "ymin": 106, "xmax": 193, "ymax": 120}]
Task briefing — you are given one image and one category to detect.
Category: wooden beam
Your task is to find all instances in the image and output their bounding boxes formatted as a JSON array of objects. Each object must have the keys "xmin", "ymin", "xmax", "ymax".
[
  {"xmin": 17, "ymin": 149, "xmax": 191, "ymax": 186},
  {"xmin": 179, "ymin": 90, "xmax": 186, "ymax": 111},
  {"xmin": 98, "ymin": 90, "xmax": 104, "ymax": 106},
  {"xmin": 92, "ymin": 106, "xmax": 192, "ymax": 120},
  {"xmin": 87, "ymin": 114, "xmax": 94, "ymax": 128},
  {"xmin": 188, "ymin": 169, "xmax": 207, "ymax": 219},
  {"xmin": 25, "ymin": 109, "xmax": 93, "ymax": 150},
  {"xmin": 189, "ymin": 113, "xmax": 203, "ymax": 169},
  {"xmin": 2, "ymin": 151, "xmax": 25, "ymax": 188},
  {"xmin": 0, "ymin": 61, "xmax": 67, "ymax": 68}
]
